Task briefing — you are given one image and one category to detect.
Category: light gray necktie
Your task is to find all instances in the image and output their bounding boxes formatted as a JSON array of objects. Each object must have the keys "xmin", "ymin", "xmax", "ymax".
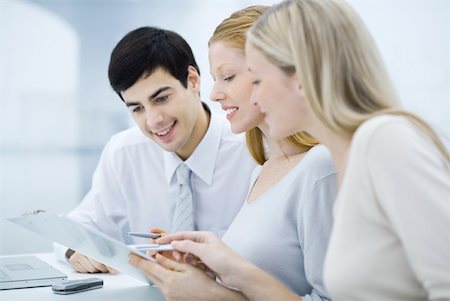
[{"xmin": 172, "ymin": 163, "xmax": 195, "ymax": 232}]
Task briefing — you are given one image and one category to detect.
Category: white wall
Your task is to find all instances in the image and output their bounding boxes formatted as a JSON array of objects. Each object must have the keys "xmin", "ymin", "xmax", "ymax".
[
  {"xmin": 349, "ymin": 0, "xmax": 450, "ymax": 138},
  {"xmin": 0, "ymin": 0, "xmax": 448, "ymax": 255},
  {"xmin": 0, "ymin": 0, "xmax": 81, "ymax": 254}
]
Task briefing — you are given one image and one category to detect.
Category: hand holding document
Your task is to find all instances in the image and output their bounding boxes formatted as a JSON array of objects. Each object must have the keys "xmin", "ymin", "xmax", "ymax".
[{"xmin": 8, "ymin": 212, "xmax": 172, "ymax": 284}]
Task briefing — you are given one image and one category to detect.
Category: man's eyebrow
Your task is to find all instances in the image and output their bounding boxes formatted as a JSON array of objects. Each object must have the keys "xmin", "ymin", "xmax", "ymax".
[
  {"xmin": 125, "ymin": 101, "xmax": 140, "ymax": 107},
  {"xmin": 124, "ymin": 86, "xmax": 172, "ymax": 107},
  {"xmin": 149, "ymin": 86, "xmax": 171, "ymax": 100}
]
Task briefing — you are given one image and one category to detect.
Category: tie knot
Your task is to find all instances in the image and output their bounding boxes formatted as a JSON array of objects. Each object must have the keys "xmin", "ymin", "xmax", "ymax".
[{"xmin": 176, "ymin": 163, "xmax": 191, "ymax": 185}]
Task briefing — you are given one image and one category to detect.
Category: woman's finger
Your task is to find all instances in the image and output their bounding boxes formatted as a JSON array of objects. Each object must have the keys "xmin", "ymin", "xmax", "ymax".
[
  {"xmin": 172, "ymin": 250, "xmax": 182, "ymax": 261},
  {"xmin": 171, "ymin": 240, "xmax": 206, "ymax": 258},
  {"xmin": 129, "ymin": 254, "xmax": 170, "ymax": 282},
  {"xmin": 155, "ymin": 253, "xmax": 185, "ymax": 272}
]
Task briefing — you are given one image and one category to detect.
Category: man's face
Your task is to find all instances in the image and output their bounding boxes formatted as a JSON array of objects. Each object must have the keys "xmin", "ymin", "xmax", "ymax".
[{"xmin": 121, "ymin": 67, "xmax": 203, "ymax": 157}]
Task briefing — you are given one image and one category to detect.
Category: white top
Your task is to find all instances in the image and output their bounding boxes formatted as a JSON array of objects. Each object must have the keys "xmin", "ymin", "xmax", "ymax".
[
  {"xmin": 55, "ymin": 110, "xmax": 257, "ymax": 262},
  {"xmin": 324, "ymin": 115, "xmax": 450, "ymax": 301},
  {"xmin": 222, "ymin": 145, "xmax": 338, "ymax": 300}
]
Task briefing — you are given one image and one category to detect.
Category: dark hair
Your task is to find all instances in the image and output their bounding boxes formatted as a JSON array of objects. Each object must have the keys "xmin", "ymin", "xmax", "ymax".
[{"xmin": 108, "ymin": 26, "xmax": 200, "ymax": 98}]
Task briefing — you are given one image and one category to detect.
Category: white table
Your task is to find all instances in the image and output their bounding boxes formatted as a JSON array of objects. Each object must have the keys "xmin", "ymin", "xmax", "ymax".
[{"xmin": 0, "ymin": 253, "xmax": 166, "ymax": 301}]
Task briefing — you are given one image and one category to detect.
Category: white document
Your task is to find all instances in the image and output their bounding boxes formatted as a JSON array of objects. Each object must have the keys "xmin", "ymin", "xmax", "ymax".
[{"xmin": 8, "ymin": 213, "xmax": 154, "ymax": 284}]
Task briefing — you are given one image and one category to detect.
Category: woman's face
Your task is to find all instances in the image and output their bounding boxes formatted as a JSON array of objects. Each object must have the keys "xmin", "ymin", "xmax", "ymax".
[
  {"xmin": 209, "ymin": 41, "xmax": 265, "ymax": 134},
  {"xmin": 246, "ymin": 42, "xmax": 311, "ymax": 139}
]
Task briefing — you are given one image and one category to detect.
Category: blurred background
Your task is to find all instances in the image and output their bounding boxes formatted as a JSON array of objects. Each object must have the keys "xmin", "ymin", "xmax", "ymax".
[{"xmin": 0, "ymin": 0, "xmax": 449, "ymax": 255}]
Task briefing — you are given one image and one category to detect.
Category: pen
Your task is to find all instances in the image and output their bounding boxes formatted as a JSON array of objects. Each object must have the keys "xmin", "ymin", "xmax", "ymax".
[{"xmin": 127, "ymin": 232, "xmax": 162, "ymax": 239}]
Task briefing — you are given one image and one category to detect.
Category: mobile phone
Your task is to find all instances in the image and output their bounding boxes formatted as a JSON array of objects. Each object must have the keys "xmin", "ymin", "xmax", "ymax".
[{"xmin": 52, "ymin": 278, "xmax": 103, "ymax": 295}]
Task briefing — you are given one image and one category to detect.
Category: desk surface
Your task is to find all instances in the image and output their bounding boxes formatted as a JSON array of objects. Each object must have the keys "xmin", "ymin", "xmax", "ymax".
[{"xmin": 0, "ymin": 253, "xmax": 165, "ymax": 301}]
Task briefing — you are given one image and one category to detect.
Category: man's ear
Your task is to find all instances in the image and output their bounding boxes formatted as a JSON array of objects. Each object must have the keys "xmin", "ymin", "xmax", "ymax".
[{"xmin": 186, "ymin": 65, "xmax": 201, "ymax": 93}]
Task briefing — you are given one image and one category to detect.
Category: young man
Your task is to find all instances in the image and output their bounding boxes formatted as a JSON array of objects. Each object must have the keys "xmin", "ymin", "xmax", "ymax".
[{"xmin": 55, "ymin": 27, "xmax": 256, "ymax": 273}]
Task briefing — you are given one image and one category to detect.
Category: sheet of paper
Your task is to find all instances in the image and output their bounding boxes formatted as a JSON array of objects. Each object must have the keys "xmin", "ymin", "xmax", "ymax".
[{"xmin": 8, "ymin": 213, "xmax": 154, "ymax": 284}]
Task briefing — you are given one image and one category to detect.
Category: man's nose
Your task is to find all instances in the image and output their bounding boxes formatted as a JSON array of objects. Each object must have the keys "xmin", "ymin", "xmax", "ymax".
[{"xmin": 145, "ymin": 108, "xmax": 164, "ymax": 129}]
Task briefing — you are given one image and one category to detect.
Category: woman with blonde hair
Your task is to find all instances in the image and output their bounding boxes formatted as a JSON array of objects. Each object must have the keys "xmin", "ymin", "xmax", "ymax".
[
  {"xmin": 129, "ymin": 4, "xmax": 338, "ymax": 301},
  {"xmin": 243, "ymin": 0, "xmax": 449, "ymax": 300},
  {"xmin": 149, "ymin": 0, "xmax": 449, "ymax": 300}
]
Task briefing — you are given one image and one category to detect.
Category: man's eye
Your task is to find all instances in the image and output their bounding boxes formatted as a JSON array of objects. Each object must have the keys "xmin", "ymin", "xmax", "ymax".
[
  {"xmin": 132, "ymin": 106, "xmax": 143, "ymax": 113},
  {"xmin": 224, "ymin": 75, "xmax": 235, "ymax": 82},
  {"xmin": 252, "ymin": 80, "xmax": 260, "ymax": 86},
  {"xmin": 155, "ymin": 95, "xmax": 168, "ymax": 103}
]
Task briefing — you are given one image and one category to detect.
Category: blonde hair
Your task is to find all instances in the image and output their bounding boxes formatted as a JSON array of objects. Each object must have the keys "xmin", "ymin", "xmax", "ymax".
[
  {"xmin": 211, "ymin": 5, "xmax": 320, "ymax": 165},
  {"xmin": 248, "ymin": 0, "xmax": 449, "ymax": 162}
]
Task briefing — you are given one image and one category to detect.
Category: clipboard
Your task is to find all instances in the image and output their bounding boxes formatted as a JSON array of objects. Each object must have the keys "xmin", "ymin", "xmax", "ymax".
[{"xmin": 8, "ymin": 213, "xmax": 154, "ymax": 284}]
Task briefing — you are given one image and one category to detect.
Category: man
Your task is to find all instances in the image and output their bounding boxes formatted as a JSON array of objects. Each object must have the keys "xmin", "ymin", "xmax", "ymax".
[{"xmin": 55, "ymin": 27, "xmax": 256, "ymax": 273}]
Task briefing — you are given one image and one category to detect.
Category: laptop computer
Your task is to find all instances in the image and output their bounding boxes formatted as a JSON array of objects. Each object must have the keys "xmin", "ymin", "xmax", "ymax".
[{"xmin": 0, "ymin": 256, "xmax": 67, "ymax": 290}]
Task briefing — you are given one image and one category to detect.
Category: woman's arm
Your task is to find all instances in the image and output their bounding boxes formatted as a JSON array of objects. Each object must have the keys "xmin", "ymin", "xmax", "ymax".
[
  {"xmin": 367, "ymin": 121, "xmax": 450, "ymax": 299},
  {"xmin": 129, "ymin": 252, "xmax": 249, "ymax": 301},
  {"xmin": 157, "ymin": 231, "xmax": 302, "ymax": 301}
]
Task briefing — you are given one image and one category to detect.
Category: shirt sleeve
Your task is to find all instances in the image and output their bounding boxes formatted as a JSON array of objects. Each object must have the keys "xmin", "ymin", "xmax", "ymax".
[
  {"xmin": 67, "ymin": 138, "xmax": 128, "ymax": 241},
  {"xmin": 299, "ymin": 173, "xmax": 338, "ymax": 301},
  {"xmin": 366, "ymin": 121, "xmax": 450, "ymax": 300},
  {"xmin": 53, "ymin": 242, "xmax": 70, "ymax": 264}
]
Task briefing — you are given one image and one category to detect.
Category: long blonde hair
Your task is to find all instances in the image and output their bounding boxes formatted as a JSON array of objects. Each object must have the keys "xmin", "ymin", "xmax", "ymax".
[
  {"xmin": 211, "ymin": 5, "xmax": 319, "ymax": 165},
  {"xmin": 248, "ymin": 0, "xmax": 449, "ymax": 161}
]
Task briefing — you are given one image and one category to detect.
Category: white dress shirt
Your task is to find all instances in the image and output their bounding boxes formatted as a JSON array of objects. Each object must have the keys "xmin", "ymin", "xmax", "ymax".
[
  {"xmin": 324, "ymin": 115, "xmax": 450, "ymax": 301},
  {"xmin": 55, "ymin": 109, "xmax": 257, "ymax": 262}
]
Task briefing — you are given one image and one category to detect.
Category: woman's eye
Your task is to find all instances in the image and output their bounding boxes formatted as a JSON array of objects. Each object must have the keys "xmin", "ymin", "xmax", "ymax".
[
  {"xmin": 252, "ymin": 80, "xmax": 261, "ymax": 86},
  {"xmin": 224, "ymin": 74, "xmax": 235, "ymax": 82}
]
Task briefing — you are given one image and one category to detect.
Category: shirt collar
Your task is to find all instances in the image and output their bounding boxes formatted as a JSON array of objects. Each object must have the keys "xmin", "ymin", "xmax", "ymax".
[{"xmin": 163, "ymin": 103, "xmax": 224, "ymax": 186}]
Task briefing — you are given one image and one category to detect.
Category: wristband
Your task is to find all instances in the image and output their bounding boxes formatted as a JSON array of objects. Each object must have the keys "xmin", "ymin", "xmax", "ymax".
[{"xmin": 65, "ymin": 249, "xmax": 75, "ymax": 260}]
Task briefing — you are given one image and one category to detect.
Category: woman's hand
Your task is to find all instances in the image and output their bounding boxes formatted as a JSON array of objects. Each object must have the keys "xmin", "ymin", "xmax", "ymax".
[
  {"xmin": 129, "ymin": 253, "xmax": 247, "ymax": 301},
  {"xmin": 156, "ymin": 231, "xmax": 248, "ymax": 288},
  {"xmin": 152, "ymin": 231, "xmax": 301, "ymax": 301},
  {"xmin": 147, "ymin": 228, "xmax": 175, "ymax": 259}
]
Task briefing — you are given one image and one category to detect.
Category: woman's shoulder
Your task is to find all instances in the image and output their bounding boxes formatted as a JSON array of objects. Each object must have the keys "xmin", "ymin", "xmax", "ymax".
[
  {"xmin": 297, "ymin": 145, "xmax": 337, "ymax": 181},
  {"xmin": 353, "ymin": 114, "xmax": 418, "ymax": 147},
  {"xmin": 352, "ymin": 114, "xmax": 446, "ymax": 169}
]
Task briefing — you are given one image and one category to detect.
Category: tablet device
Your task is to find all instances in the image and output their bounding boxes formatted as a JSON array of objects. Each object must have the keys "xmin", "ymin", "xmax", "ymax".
[{"xmin": 8, "ymin": 213, "xmax": 154, "ymax": 284}]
